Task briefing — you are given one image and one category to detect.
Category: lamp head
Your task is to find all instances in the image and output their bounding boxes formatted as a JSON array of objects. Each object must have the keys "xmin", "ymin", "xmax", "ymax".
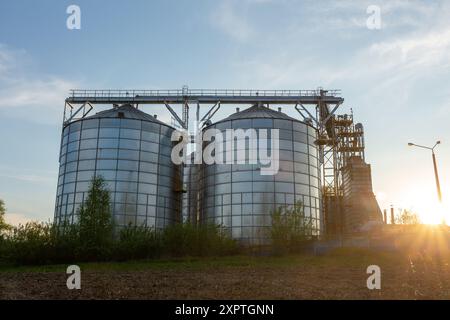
[
  {"xmin": 408, "ymin": 142, "xmax": 414, "ymax": 146},
  {"xmin": 436, "ymin": 141, "xmax": 441, "ymax": 145}
]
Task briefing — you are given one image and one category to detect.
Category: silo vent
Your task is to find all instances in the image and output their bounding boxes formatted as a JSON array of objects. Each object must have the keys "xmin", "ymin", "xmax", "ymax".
[
  {"xmin": 154, "ymin": 115, "xmax": 158, "ymax": 119},
  {"xmin": 278, "ymin": 107, "xmax": 282, "ymax": 112},
  {"xmin": 118, "ymin": 111, "xmax": 125, "ymax": 118},
  {"xmin": 236, "ymin": 108, "xmax": 240, "ymax": 113}
]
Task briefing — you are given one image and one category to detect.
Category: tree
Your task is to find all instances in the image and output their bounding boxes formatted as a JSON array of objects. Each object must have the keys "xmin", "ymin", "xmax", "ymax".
[
  {"xmin": 77, "ymin": 176, "xmax": 113, "ymax": 255},
  {"xmin": 0, "ymin": 199, "xmax": 5, "ymax": 222},
  {"xmin": 396, "ymin": 209, "xmax": 421, "ymax": 225},
  {"xmin": 0, "ymin": 199, "xmax": 11, "ymax": 233}
]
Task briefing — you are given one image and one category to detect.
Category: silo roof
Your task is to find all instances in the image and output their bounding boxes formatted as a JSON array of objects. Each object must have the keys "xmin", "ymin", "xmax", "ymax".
[
  {"xmin": 84, "ymin": 104, "xmax": 170, "ymax": 126},
  {"xmin": 222, "ymin": 105, "xmax": 298, "ymax": 121}
]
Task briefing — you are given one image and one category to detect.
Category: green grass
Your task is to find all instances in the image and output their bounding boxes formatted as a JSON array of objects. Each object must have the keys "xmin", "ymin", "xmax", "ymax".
[{"xmin": 0, "ymin": 248, "xmax": 406, "ymax": 273}]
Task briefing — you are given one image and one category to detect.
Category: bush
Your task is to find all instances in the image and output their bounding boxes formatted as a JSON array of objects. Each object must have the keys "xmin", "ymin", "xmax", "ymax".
[
  {"xmin": 3, "ymin": 222, "xmax": 56, "ymax": 265},
  {"xmin": 271, "ymin": 201, "xmax": 314, "ymax": 255},
  {"xmin": 395, "ymin": 209, "xmax": 421, "ymax": 225},
  {"xmin": 163, "ymin": 223, "xmax": 238, "ymax": 257},
  {"xmin": 114, "ymin": 225, "xmax": 163, "ymax": 261},
  {"xmin": 0, "ymin": 176, "xmax": 239, "ymax": 266},
  {"xmin": 52, "ymin": 222, "xmax": 82, "ymax": 263},
  {"xmin": 0, "ymin": 221, "xmax": 238, "ymax": 266},
  {"xmin": 0, "ymin": 233, "xmax": 8, "ymax": 265},
  {"xmin": 0, "ymin": 222, "xmax": 77, "ymax": 265}
]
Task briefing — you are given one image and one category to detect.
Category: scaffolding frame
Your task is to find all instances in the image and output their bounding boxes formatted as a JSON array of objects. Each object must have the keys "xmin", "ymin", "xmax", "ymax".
[{"xmin": 64, "ymin": 88, "xmax": 342, "ymax": 125}]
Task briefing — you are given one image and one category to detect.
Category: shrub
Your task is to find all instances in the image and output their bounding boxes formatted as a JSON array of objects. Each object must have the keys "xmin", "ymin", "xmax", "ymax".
[
  {"xmin": 52, "ymin": 222, "xmax": 81, "ymax": 263},
  {"xmin": 114, "ymin": 224, "xmax": 163, "ymax": 261},
  {"xmin": 0, "ymin": 221, "xmax": 239, "ymax": 266},
  {"xmin": 4, "ymin": 222, "xmax": 56, "ymax": 265},
  {"xmin": 395, "ymin": 209, "xmax": 421, "ymax": 225},
  {"xmin": 0, "ymin": 177, "xmax": 239, "ymax": 266},
  {"xmin": 0, "ymin": 232, "xmax": 8, "ymax": 265},
  {"xmin": 271, "ymin": 201, "xmax": 314, "ymax": 254},
  {"xmin": 163, "ymin": 223, "xmax": 238, "ymax": 257}
]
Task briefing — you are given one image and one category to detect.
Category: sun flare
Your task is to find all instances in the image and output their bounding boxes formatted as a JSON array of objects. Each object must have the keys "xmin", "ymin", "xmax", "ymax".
[{"xmin": 397, "ymin": 187, "xmax": 449, "ymax": 225}]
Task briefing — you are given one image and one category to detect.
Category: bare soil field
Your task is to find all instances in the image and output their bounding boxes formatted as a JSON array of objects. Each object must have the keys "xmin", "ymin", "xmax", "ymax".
[{"xmin": 1, "ymin": 249, "xmax": 449, "ymax": 300}]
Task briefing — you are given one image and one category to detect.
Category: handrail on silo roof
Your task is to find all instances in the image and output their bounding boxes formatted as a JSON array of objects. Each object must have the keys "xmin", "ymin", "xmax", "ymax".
[{"xmin": 69, "ymin": 88, "xmax": 342, "ymax": 102}]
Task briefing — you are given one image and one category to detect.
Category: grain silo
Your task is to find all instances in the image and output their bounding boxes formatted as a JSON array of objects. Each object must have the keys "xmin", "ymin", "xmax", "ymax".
[
  {"xmin": 198, "ymin": 105, "xmax": 322, "ymax": 245},
  {"xmin": 54, "ymin": 104, "xmax": 182, "ymax": 229}
]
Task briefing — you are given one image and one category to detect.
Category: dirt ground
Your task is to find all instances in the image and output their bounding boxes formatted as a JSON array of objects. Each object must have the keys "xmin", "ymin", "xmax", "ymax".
[{"xmin": 1, "ymin": 250, "xmax": 449, "ymax": 300}]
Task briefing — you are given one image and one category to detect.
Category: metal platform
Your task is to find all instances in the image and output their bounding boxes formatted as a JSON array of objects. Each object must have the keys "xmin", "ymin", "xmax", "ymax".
[
  {"xmin": 66, "ymin": 88, "xmax": 343, "ymax": 105},
  {"xmin": 64, "ymin": 87, "xmax": 344, "ymax": 134}
]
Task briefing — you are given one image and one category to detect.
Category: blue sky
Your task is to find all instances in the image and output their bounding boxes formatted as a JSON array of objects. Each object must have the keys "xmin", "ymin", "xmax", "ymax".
[{"xmin": 1, "ymin": 0, "xmax": 449, "ymax": 224}]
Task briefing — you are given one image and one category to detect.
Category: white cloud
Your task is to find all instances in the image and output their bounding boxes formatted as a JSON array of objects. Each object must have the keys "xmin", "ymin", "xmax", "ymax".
[
  {"xmin": 0, "ymin": 173, "xmax": 56, "ymax": 184},
  {"xmin": 210, "ymin": 1, "xmax": 255, "ymax": 42},
  {"xmin": 0, "ymin": 77, "xmax": 74, "ymax": 108},
  {"xmin": 231, "ymin": 2, "xmax": 450, "ymax": 91},
  {"xmin": 368, "ymin": 28, "xmax": 450, "ymax": 69},
  {"xmin": 0, "ymin": 44, "xmax": 79, "ymax": 124},
  {"xmin": 0, "ymin": 44, "xmax": 28, "ymax": 78}
]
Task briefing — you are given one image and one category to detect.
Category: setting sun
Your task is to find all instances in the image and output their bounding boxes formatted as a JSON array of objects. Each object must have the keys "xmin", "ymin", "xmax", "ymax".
[{"xmin": 397, "ymin": 187, "xmax": 449, "ymax": 225}]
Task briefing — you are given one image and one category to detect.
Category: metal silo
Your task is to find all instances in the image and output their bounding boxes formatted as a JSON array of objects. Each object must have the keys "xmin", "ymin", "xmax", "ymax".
[
  {"xmin": 199, "ymin": 105, "xmax": 322, "ymax": 245},
  {"xmin": 54, "ymin": 104, "xmax": 182, "ymax": 230}
]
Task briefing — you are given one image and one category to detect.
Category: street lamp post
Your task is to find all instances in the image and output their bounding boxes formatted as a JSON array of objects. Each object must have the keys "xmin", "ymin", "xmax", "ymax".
[{"xmin": 408, "ymin": 141, "xmax": 442, "ymax": 203}]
